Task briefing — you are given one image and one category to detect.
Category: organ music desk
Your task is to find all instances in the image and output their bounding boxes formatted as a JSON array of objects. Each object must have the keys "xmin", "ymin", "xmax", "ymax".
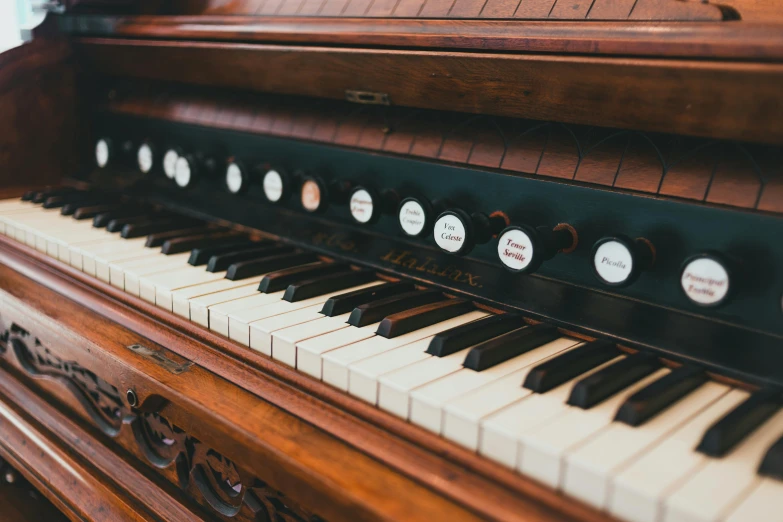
[{"xmin": 0, "ymin": 1, "xmax": 782, "ymax": 521}]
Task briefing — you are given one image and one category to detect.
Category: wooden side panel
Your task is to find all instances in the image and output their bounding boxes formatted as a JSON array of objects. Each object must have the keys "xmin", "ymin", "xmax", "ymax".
[{"xmin": 0, "ymin": 39, "xmax": 81, "ymax": 189}]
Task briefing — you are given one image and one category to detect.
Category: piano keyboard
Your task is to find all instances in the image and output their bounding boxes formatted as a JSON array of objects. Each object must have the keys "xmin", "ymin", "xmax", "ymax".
[{"xmin": 2, "ymin": 188, "xmax": 783, "ymax": 522}]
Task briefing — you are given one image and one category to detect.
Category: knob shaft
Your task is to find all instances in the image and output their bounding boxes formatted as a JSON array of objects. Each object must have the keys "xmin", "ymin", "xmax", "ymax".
[
  {"xmin": 497, "ymin": 225, "xmax": 574, "ymax": 273},
  {"xmin": 137, "ymin": 143, "xmax": 155, "ymax": 174},
  {"xmin": 592, "ymin": 235, "xmax": 655, "ymax": 287},
  {"xmin": 350, "ymin": 186, "xmax": 398, "ymax": 225},
  {"xmin": 680, "ymin": 252, "xmax": 732, "ymax": 307},
  {"xmin": 261, "ymin": 167, "xmax": 292, "ymax": 203},
  {"xmin": 434, "ymin": 209, "xmax": 506, "ymax": 256},
  {"xmin": 174, "ymin": 154, "xmax": 198, "ymax": 189},
  {"xmin": 225, "ymin": 160, "xmax": 248, "ymax": 195}
]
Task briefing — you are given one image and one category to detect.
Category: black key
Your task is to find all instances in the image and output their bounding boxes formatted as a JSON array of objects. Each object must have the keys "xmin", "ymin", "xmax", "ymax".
[
  {"xmin": 32, "ymin": 187, "xmax": 79, "ymax": 204},
  {"xmin": 93, "ymin": 207, "xmax": 147, "ymax": 228},
  {"xmin": 320, "ymin": 282, "xmax": 415, "ymax": 317},
  {"xmin": 21, "ymin": 190, "xmax": 36, "ymax": 201},
  {"xmin": 523, "ymin": 339, "xmax": 618, "ymax": 394},
  {"xmin": 227, "ymin": 252, "xmax": 318, "ymax": 281},
  {"xmin": 258, "ymin": 262, "xmax": 350, "ymax": 293},
  {"xmin": 697, "ymin": 389, "xmax": 781, "ymax": 457},
  {"xmin": 145, "ymin": 227, "xmax": 216, "ymax": 248},
  {"xmin": 161, "ymin": 232, "xmax": 245, "ymax": 255},
  {"xmin": 347, "ymin": 290, "xmax": 444, "ymax": 328},
  {"xmin": 759, "ymin": 434, "xmax": 783, "ymax": 480},
  {"xmin": 121, "ymin": 217, "xmax": 200, "ymax": 238},
  {"xmin": 42, "ymin": 195, "xmax": 68, "ymax": 209},
  {"xmin": 106, "ymin": 214, "xmax": 156, "ymax": 233},
  {"xmin": 73, "ymin": 204, "xmax": 117, "ymax": 220},
  {"xmin": 376, "ymin": 299, "xmax": 474, "ymax": 339},
  {"xmin": 567, "ymin": 352, "xmax": 661, "ymax": 409},
  {"xmin": 61, "ymin": 194, "xmax": 118, "ymax": 215},
  {"xmin": 427, "ymin": 313, "xmax": 527, "ymax": 357},
  {"xmin": 463, "ymin": 324, "xmax": 560, "ymax": 372},
  {"xmin": 206, "ymin": 245, "xmax": 295, "ymax": 273},
  {"xmin": 283, "ymin": 269, "xmax": 377, "ymax": 302},
  {"xmin": 188, "ymin": 239, "xmax": 261, "ymax": 266},
  {"xmin": 615, "ymin": 365, "xmax": 708, "ymax": 427}
]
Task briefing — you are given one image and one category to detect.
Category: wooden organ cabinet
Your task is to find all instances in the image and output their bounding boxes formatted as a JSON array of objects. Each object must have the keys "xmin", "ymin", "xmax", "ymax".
[{"xmin": 0, "ymin": 0, "xmax": 782, "ymax": 521}]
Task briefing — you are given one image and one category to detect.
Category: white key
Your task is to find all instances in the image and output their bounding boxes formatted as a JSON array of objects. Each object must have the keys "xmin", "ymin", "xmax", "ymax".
[
  {"xmin": 563, "ymin": 380, "xmax": 730, "ymax": 509},
  {"xmin": 170, "ymin": 278, "xmax": 263, "ymax": 317},
  {"xmin": 295, "ymin": 322, "xmax": 381, "ymax": 379},
  {"xmin": 111, "ymin": 253, "xmax": 191, "ymax": 294},
  {"xmin": 377, "ymin": 346, "xmax": 479, "ymax": 418},
  {"xmin": 271, "ymin": 314, "xmax": 353, "ymax": 367},
  {"xmin": 409, "ymin": 336, "xmax": 579, "ymax": 434},
  {"xmin": 443, "ymin": 341, "xmax": 584, "ymax": 450},
  {"xmin": 350, "ymin": 339, "xmax": 437, "ymax": 406},
  {"xmin": 228, "ymin": 282, "xmax": 382, "ymax": 344},
  {"xmin": 518, "ymin": 368, "xmax": 669, "ymax": 488},
  {"xmin": 663, "ymin": 410, "xmax": 783, "ymax": 522},
  {"xmin": 609, "ymin": 389, "xmax": 749, "ymax": 522},
  {"xmin": 725, "ymin": 479, "xmax": 783, "ymax": 522},
  {"xmin": 321, "ymin": 311, "xmax": 489, "ymax": 391},
  {"xmin": 248, "ymin": 305, "xmax": 325, "ymax": 356},
  {"xmin": 199, "ymin": 291, "xmax": 285, "ymax": 332},
  {"xmin": 478, "ymin": 355, "xmax": 625, "ymax": 468},
  {"xmin": 139, "ymin": 267, "xmax": 227, "ymax": 304},
  {"xmin": 93, "ymin": 241, "xmax": 160, "ymax": 281}
]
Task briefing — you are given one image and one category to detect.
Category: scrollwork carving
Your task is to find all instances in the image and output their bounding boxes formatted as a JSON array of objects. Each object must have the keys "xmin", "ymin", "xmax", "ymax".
[
  {"xmin": 3, "ymin": 324, "xmax": 130, "ymax": 436},
  {"xmin": 133, "ymin": 413, "xmax": 312, "ymax": 522}
]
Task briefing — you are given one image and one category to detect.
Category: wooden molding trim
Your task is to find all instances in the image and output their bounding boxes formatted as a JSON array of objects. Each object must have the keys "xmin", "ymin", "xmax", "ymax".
[
  {"xmin": 61, "ymin": 17, "xmax": 783, "ymax": 59},
  {"xmin": 97, "ymin": 80, "xmax": 783, "ymax": 213},
  {"xmin": 0, "ymin": 225, "xmax": 614, "ymax": 522}
]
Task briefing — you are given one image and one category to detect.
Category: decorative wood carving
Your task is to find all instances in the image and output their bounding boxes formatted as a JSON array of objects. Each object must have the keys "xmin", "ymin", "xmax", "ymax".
[
  {"xmin": 102, "ymin": 83, "xmax": 783, "ymax": 214},
  {"xmin": 167, "ymin": 0, "xmax": 737, "ymax": 20},
  {"xmin": 1, "ymin": 322, "xmax": 313, "ymax": 522},
  {"xmin": 133, "ymin": 413, "xmax": 311, "ymax": 521},
  {"xmin": 6, "ymin": 324, "xmax": 130, "ymax": 436}
]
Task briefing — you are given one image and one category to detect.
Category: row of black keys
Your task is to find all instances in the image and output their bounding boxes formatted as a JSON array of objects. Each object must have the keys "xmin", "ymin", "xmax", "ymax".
[{"xmin": 24, "ymin": 187, "xmax": 783, "ymax": 480}]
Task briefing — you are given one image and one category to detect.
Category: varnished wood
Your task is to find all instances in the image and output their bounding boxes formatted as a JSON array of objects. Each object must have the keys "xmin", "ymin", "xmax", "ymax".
[
  {"xmin": 0, "ymin": 220, "xmax": 613, "ymax": 522},
  {"xmin": 0, "ymin": 38, "xmax": 81, "ymax": 189},
  {"xmin": 0, "ymin": 469, "xmax": 68, "ymax": 522},
  {"xmin": 75, "ymin": 37, "xmax": 783, "ymax": 146},
  {"xmin": 60, "ymin": 17, "xmax": 783, "ymax": 59}
]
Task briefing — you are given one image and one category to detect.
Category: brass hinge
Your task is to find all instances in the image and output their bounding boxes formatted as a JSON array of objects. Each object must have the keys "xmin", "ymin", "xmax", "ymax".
[{"xmin": 345, "ymin": 90, "xmax": 391, "ymax": 106}]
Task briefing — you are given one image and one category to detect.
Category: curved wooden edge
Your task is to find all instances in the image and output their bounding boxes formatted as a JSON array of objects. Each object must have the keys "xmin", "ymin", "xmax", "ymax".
[
  {"xmin": 0, "ymin": 233, "xmax": 615, "ymax": 522},
  {"xmin": 59, "ymin": 15, "xmax": 783, "ymax": 60}
]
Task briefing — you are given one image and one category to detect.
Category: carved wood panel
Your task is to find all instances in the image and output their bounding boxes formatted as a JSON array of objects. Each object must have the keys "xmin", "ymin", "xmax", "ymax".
[
  {"xmin": 168, "ymin": 0, "xmax": 737, "ymax": 19},
  {"xmin": 1, "ymin": 324, "xmax": 315, "ymax": 522},
  {"xmin": 101, "ymin": 82, "xmax": 783, "ymax": 214}
]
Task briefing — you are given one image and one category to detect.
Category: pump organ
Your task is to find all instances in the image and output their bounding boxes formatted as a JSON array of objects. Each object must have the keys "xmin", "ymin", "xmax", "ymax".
[{"xmin": 0, "ymin": 1, "xmax": 782, "ymax": 521}]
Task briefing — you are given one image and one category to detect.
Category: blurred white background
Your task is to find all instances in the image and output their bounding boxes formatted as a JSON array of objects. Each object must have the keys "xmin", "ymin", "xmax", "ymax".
[{"xmin": 0, "ymin": 1, "xmax": 22, "ymax": 53}]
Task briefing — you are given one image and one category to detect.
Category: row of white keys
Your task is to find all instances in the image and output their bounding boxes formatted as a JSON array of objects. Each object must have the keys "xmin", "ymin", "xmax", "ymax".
[
  {"xmin": 224, "ymin": 267, "xmax": 358, "ymax": 340},
  {"xmin": 314, "ymin": 311, "xmax": 489, "ymax": 389},
  {"xmin": 478, "ymin": 355, "xmax": 626, "ymax": 468},
  {"xmin": 249, "ymin": 304, "xmax": 329, "ymax": 357},
  {"xmin": 562, "ymin": 380, "xmax": 731, "ymax": 510},
  {"xmin": 109, "ymin": 252, "xmax": 193, "ymax": 295},
  {"xmin": 408, "ymin": 336, "xmax": 582, "ymax": 435},
  {"xmin": 609, "ymin": 389, "xmax": 749, "ymax": 522},
  {"xmin": 140, "ymin": 266, "xmax": 229, "ymax": 305},
  {"xmin": 172, "ymin": 278, "xmax": 267, "ymax": 321},
  {"xmin": 442, "ymin": 340, "xmax": 586, "ymax": 450},
  {"xmin": 663, "ymin": 409, "xmax": 783, "ymax": 522},
  {"xmin": 518, "ymin": 367, "xmax": 670, "ymax": 489}
]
